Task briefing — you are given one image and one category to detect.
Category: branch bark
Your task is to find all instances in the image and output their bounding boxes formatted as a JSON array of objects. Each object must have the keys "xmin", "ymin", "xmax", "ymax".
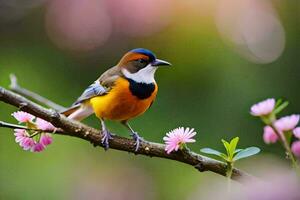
[
  {"xmin": 0, "ymin": 86, "xmax": 254, "ymax": 182},
  {"xmin": 9, "ymin": 74, "xmax": 66, "ymax": 112}
]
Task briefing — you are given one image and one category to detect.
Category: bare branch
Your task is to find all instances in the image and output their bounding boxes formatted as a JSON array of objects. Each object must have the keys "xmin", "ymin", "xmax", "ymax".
[
  {"xmin": 0, "ymin": 120, "xmax": 64, "ymax": 134},
  {"xmin": 0, "ymin": 86, "xmax": 255, "ymax": 183},
  {"xmin": 9, "ymin": 74, "xmax": 66, "ymax": 112}
]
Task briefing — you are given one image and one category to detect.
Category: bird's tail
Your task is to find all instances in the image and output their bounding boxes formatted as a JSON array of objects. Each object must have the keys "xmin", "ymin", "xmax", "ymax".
[{"xmin": 61, "ymin": 103, "xmax": 94, "ymax": 121}]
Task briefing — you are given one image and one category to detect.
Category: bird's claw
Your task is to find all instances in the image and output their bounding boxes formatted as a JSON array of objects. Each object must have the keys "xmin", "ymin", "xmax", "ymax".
[
  {"xmin": 130, "ymin": 132, "xmax": 143, "ymax": 152},
  {"xmin": 101, "ymin": 129, "xmax": 113, "ymax": 150}
]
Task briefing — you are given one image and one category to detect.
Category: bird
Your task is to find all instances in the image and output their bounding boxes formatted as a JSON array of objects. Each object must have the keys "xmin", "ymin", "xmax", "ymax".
[{"xmin": 61, "ymin": 48, "xmax": 171, "ymax": 151}]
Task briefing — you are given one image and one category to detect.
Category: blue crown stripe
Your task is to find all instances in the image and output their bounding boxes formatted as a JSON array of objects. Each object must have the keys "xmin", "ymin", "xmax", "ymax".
[{"xmin": 130, "ymin": 48, "xmax": 156, "ymax": 62}]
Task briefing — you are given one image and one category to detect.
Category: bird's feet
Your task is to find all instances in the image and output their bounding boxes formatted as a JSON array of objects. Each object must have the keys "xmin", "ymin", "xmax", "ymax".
[
  {"xmin": 101, "ymin": 128, "xmax": 114, "ymax": 150},
  {"xmin": 130, "ymin": 132, "xmax": 143, "ymax": 152}
]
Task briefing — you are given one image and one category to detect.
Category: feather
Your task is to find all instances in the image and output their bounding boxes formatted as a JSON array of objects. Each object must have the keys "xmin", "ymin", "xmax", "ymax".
[
  {"xmin": 67, "ymin": 104, "xmax": 94, "ymax": 121},
  {"xmin": 72, "ymin": 66, "xmax": 123, "ymax": 105},
  {"xmin": 61, "ymin": 104, "xmax": 81, "ymax": 116},
  {"xmin": 73, "ymin": 81, "xmax": 107, "ymax": 105}
]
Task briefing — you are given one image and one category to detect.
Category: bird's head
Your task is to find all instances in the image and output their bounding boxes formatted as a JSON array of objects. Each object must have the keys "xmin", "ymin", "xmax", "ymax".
[{"xmin": 118, "ymin": 48, "xmax": 171, "ymax": 84}]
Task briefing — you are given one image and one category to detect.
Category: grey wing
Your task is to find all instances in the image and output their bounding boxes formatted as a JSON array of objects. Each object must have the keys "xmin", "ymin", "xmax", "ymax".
[
  {"xmin": 73, "ymin": 81, "xmax": 107, "ymax": 105},
  {"xmin": 99, "ymin": 65, "xmax": 123, "ymax": 85},
  {"xmin": 73, "ymin": 66, "xmax": 123, "ymax": 105}
]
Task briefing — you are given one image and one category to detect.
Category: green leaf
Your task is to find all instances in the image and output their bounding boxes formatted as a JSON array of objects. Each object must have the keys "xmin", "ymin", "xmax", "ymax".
[
  {"xmin": 233, "ymin": 147, "xmax": 260, "ymax": 161},
  {"xmin": 200, "ymin": 148, "xmax": 227, "ymax": 160},
  {"xmin": 275, "ymin": 99, "xmax": 282, "ymax": 107},
  {"xmin": 200, "ymin": 148, "xmax": 223, "ymax": 156},
  {"xmin": 234, "ymin": 149, "xmax": 243, "ymax": 154},
  {"xmin": 229, "ymin": 137, "xmax": 239, "ymax": 159},
  {"xmin": 221, "ymin": 139, "xmax": 230, "ymax": 155},
  {"xmin": 274, "ymin": 101, "xmax": 289, "ymax": 114}
]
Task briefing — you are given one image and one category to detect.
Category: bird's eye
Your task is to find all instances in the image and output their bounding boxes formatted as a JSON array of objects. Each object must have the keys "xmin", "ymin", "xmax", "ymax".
[{"xmin": 137, "ymin": 59, "xmax": 146, "ymax": 63}]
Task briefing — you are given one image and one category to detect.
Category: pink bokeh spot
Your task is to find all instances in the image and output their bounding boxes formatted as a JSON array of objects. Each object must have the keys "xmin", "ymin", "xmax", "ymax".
[
  {"xmin": 274, "ymin": 115, "xmax": 300, "ymax": 132},
  {"xmin": 291, "ymin": 141, "xmax": 300, "ymax": 157},
  {"xmin": 106, "ymin": 0, "xmax": 173, "ymax": 37},
  {"xmin": 293, "ymin": 127, "xmax": 300, "ymax": 139},
  {"xmin": 250, "ymin": 98, "xmax": 275, "ymax": 116},
  {"xmin": 215, "ymin": 0, "xmax": 285, "ymax": 64},
  {"xmin": 163, "ymin": 127, "xmax": 196, "ymax": 154},
  {"xmin": 46, "ymin": 0, "xmax": 112, "ymax": 51},
  {"xmin": 263, "ymin": 126, "xmax": 278, "ymax": 144}
]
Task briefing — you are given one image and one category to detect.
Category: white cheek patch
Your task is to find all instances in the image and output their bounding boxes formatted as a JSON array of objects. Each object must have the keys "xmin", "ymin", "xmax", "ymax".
[{"xmin": 122, "ymin": 64, "xmax": 157, "ymax": 84}]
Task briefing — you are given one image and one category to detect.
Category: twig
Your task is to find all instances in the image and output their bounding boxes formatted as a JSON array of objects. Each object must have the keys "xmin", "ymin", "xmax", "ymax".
[
  {"xmin": 269, "ymin": 124, "xmax": 300, "ymax": 173},
  {"xmin": 0, "ymin": 120, "xmax": 63, "ymax": 134},
  {"xmin": 9, "ymin": 74, "xmax": 66, "ymax": 112},
  {"xmin": 0, "ymin": 86, "xmax": 255, "ymax": 183}
]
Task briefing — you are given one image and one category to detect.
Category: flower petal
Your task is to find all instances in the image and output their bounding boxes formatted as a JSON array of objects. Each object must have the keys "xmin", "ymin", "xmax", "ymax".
[
  {"xmin": 250, "ymin": 98, "xmax": 275, "ymax": 116},
  {"xmin": 12, "ymin": 111, "xmax": 35, "ymax": 123}
]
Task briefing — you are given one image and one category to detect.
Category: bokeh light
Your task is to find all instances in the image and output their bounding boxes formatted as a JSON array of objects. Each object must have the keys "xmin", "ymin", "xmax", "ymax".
[
  {"xmin": 188, "ymin": 157, "xmax": 300, "ymax": 200},
  {"xmin": 45, "ymin": 0, "xmax": 112, "ymax": 51},
  {"xmin": 0, "ymin": 0, "xmax": 300, "ymax": 199},
  {"xmin": 215, "ymin": 0, "xmax": 285, "ymax": 64},
  {"xmin": 105, "ymin": 0, "xmax": 173, "ymax": 37}
]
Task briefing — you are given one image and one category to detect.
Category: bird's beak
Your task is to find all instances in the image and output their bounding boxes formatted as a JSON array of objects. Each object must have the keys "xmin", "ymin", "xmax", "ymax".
[{"xmin": 151, "ymin": 59, "xmax": 172, "ymax": 67}]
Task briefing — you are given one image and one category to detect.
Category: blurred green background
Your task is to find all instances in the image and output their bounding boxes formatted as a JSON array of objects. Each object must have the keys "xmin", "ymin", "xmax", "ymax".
[{"xmin": 0, "ymin": 0, "xmax": 299, "ymax": 199}]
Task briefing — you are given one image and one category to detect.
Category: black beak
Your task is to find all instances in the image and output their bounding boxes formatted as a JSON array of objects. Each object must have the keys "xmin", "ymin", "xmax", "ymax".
[{"xmin": 151, "ymin": 59, "xmax": 172, "ymax": 67}]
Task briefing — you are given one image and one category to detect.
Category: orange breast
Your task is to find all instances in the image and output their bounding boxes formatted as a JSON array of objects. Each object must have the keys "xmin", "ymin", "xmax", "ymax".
[{"xmin": 89, "ymin": 77, "xmax": 158, "ymax": 121}]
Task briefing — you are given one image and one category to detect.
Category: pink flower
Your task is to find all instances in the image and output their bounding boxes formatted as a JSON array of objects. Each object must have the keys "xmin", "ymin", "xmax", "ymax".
[
  {"xmin": 12, "ymin": 116, "xmax": 54, "ymax": 152},
  {"xmin": 36, "ymin": 118, "xmax": 55, "ymax": 131},
  {"xmin": 163, "ymin": 127, "xmax": 196, "ymax": 154},
  {"xmin": 32, "ymin": 143, "xmax": 45, "ymax": 152},
  {"xmin": 293, "ymin": 127, "xmax": 300, "ymax": 139},
  {"xmin": 14, "ymin": 129, "xmax": 35, "ymax": 150},
  {"xmin": 263, "ymin": 126, "xmax": 278, "ymax": 144},
  {"xmin": 13, "ymin": 129, "xmax": 50, "ymax": 152},
  {"xmin": 40, "ymin": 134, "xmax": 53, "ymax": 146},
  {"xmin": 12, "ymin": 111, "xmax": 35, "ymax": 123},
  {"xmin": 14, "ymin": 129, "xmax": 27, "ymax": 143},
  {"xmin": 250, "ymin": 98, "xmax": 275, "ymax": 116},
  {"xmin": 20, "ymin": 137, "xmax": 35, "ymax": 150},
  {"xmin": 291, "ymin": 141, "xmax": 300, "ymax": 157},
  {"xmin": 274, "ymin": 115, "xmax": 300, "ymax": 132}
]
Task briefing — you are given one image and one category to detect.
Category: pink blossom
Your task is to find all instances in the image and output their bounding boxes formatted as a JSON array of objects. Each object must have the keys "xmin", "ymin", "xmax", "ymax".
[
  {"xmin": 20, "ymin": 137, "xmax": 35, "ymax": 150},
  {"xmin": 274, "ymin": 115, "xmax": 300, "ymax": 132},
  {"xmin": 263, "ymin": 126, "xmax": 278, "ymax": 144},
  {"xmin": 36, "ymin": 118, "xmax": 55, "ymax": 131},
  {"xmin": 12, "ymin": 111, "xmax": 35, "ymax": 123},
  {"xmin": 40, "ymin": 134, "xmax": 53, "ymax": 146},
  {"xmin": 293, "ymin": 127, "xmax": 300, "ymax": 139},
  {"xmin": 14, "ymin": 129, "xmax": 27, "ymax": 143},
  {"xmin": 250, "ymin": 98, "xmax": 275, "ymax": 116},
  {"xmin": 13, "ymin": 129, "xmax": 50, "ymax": 152},
  {"xmin": 163, "ymin": 127, "xmax": 196, "ymax": 154},
  {"xmin": 32, "ymin": 143, "xmax": 45, "ymax": 152},
  {"xmin": 12, "ymin": 114, "xmax": 54, "ymax": 152},
  {"xmin": 14, "ymin": 129, "xmax": 35, "ymax": 150},
  {"xmin": 291, "ymin": 141, "xmax": 300, "ymax": 157}
]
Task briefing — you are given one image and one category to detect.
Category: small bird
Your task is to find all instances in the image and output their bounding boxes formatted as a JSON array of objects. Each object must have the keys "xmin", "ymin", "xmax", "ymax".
[{"xmin": 62, "ymin": 48, "xmax": 171, "ymax": 151}]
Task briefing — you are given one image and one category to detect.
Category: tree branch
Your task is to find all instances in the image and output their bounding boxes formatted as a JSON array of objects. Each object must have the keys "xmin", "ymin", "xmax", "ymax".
[
  {"xmin": 0, "ymin": 120, "xmax": 63, "ymax": 134},
  {"xmin": 0, "ymin": 86, "xmax": 255, "ymax": 182},
  {"xmin": 9, "ymin": 74, "xmax": 66, "ymax": 112}
]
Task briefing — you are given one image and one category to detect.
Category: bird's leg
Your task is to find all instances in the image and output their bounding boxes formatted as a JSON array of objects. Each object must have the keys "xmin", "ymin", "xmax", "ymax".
[
  {"xmin": 100, "ymin": 119, "xmax": 113, "ymax": 150},
  {"xmin": 121, "ymin": 121, "xmax": 143, "ymax": 151}
]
